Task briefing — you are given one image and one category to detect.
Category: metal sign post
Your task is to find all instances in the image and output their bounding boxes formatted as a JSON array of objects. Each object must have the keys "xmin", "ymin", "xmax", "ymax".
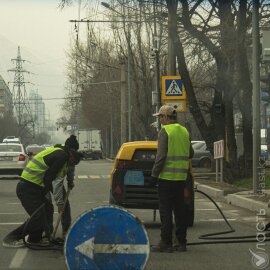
[{"xmin": 65, "ymin": 205, "xmax": 150, "ymax": 270}]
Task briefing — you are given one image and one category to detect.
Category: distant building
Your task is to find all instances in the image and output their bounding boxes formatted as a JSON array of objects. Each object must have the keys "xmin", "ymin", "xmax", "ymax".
[
  {"xmin": 0, "ymin": 75, "xmax": 12, "ymax": 117},
  {"xmin": 29, "ymin": 90, "xmax": 45, "ymax": 134}
]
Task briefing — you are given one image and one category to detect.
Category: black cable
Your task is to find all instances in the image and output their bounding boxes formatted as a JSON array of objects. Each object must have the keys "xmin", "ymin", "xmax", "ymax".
[
  {"xmin": 195, "ymin": 189, "xmax": 235, "ymax": 239},
  {"xmin": 185, "ymin": 189, "xmax": 270, "ymax": 246},
  {"xmin": 18, "ymin": 186, "xmax": 270, "ymax": 250}
]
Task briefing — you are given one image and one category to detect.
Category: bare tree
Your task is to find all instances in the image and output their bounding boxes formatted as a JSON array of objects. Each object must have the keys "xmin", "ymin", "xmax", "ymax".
[{"xmin": 167, "ymin": 0, "xmax": 270, "ymax": 179}]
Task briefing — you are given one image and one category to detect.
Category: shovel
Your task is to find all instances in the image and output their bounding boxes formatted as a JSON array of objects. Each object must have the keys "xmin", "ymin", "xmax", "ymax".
[{"xmin": 52, "ymin": 188, "xmax": 71, "ymax": 241}]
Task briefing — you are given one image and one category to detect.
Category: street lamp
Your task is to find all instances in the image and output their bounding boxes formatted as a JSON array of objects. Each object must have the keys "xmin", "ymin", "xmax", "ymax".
[{"xmin": 101, "ymin": 1, "xmax": 132, "ymax": 142}]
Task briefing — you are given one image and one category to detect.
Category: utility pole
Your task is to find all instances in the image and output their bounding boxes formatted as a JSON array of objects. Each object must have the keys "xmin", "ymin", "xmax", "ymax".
[
  {"xmin": 101, "ymin": 1, "xmax": 133, "ymax": 141},
  {"xmin": 8, "ymin": 46, "xmax": 34, "ymax": 139},
  {"xmin": 167, "ymin": 0, "xmax": 177, "ymax": 75},
  {"xmin": 127, "ymin": 1, "xmax": 132, "ymax": 142},
  {"xmin": 120, "ymin": 60, "xmax": 127, "ymax": 144},
  {"xmin": 153, "ymin": 0, "xmax": 161, "ymax": 131},
  {"xmin": 252, "ymin": 0, "xmax": 260, "ymax": 194}
]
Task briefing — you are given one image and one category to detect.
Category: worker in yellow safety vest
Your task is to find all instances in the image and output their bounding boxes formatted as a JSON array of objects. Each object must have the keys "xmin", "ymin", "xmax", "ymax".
[
  {"xmin": 2, "ymin": 146, "xmax": 81, "ymax": 248},
  {"xmin": 150, "ymin": 105, "xmax": 193, "ymax": 253}
]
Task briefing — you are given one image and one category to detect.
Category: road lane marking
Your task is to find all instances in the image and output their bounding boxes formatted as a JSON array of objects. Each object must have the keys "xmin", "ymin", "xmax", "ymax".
[
  {"xmin": 0, "ymin": 222, "xmax": 23, "ymax": 225},
  {"xmin": 78, "ymin": 175, "xmax": 88, "ymax": 179},
  {"xmin": 9, "ymin": 248, "xmax": 28, "ymax": 269},
  {"xmin": 6, "ymin": 203, "xmax": 20, "ymax": 205},
  {"xmin": 223, "ymin": 210, "xmax": 239, "ymax": 213},
  {"xmin": 195, "ymin": 198, "xmax": 207, "ymax": 201},
  {"xmin": 242, "ymin": 216, "xmax": 256, "ymax": 221},
  {"xmin": 0, "ymin": 212, "xmax": 24, "ymax": 215},
  {"xmin": 200, "ymin": 218, "xmax": 237, "ymax": 222},
  {"xmin": 77, "ymin": 175, "xmax": 110, "ymax": 180},
  {"xmin": 195, "ymin": 209, "xmax": 216, "ymax": 211},
  {"xmin": 196, "ymin": 209, "xmax": 239, "ymax": 213},
  {"xmin": 89, "ymin": 175, "xmax": 101, "ymax": 179}
]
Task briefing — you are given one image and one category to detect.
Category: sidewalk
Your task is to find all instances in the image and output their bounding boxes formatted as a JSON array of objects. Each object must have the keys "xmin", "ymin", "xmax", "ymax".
[{"xmin": 194, "ymin": 176, "xmax": 270, "ymax": 216}]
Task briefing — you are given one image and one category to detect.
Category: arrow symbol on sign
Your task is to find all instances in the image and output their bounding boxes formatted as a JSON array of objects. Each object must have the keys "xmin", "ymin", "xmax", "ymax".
[{"xmin": 75, "ymin": 237, "xmax": 149, "ymax": 259}]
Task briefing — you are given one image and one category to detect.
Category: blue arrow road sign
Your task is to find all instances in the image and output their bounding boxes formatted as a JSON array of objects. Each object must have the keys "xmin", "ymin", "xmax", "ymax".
[{"xmin": 65, "ymin": 205, "xmax": 150, "ymax": 270}]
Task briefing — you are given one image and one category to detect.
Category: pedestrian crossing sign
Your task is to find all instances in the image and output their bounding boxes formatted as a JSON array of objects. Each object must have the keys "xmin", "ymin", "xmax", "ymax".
[{"xmin": 161, "ymin": 76, "xmax": 186, "ymax": 101}]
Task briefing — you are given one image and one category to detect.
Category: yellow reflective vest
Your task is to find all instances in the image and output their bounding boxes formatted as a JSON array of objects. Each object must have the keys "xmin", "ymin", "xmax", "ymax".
[
  {"xmin": 159, "ymin": 123, "xmax": 190, "ymax": 181},
  {"xmin": 21, "ymin": 147, "xmax": 68, "ymax": 187}
]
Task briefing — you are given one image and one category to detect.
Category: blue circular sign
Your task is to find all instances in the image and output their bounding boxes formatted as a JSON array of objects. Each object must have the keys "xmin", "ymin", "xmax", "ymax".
[{"xmin": 65, "ymin": 205, "xmax": 149, "ymax": 270}]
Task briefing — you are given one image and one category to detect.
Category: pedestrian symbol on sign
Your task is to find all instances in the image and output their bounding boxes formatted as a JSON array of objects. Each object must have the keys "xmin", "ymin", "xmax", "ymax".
[
  {"xmin": 165, "ymin": 79, "xmax": 182, "ymax": 96},
  {"xmin": 162, "ymin": 76, "xmax": 186, "ymax": 101}
]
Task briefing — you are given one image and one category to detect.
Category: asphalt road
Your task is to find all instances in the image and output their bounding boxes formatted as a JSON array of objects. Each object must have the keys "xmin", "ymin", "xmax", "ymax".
[{"xmin": 0, "ymin": 159, "xmax": 269, "ymax": 270}]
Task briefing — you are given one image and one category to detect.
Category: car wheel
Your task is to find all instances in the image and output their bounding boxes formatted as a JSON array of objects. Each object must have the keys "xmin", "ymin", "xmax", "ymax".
[{"xmin": 199, "ymin": 158, "xmax": 211, "ymax": 168}]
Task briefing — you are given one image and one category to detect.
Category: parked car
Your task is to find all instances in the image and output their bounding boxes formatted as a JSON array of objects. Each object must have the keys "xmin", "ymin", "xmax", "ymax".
[
  {"xmin": 261, "ymin": 145, "xmax": 270, "ymax": 167},
  {"xmin": 0, "ymin": 143, "xmax": 28, "ymax": 175},
  {"xmin": 109, "ymin": 141, "xmax": 195, "ymax": 226},
  {"xmin": 42, "ymin": 144, "xmax": 52, "ymax": 149},
  {"xmin": 26, "ymin": 145, "xmax": 46, "ymax": 159},
  {"xmin": 2, "ymin": 136, "xmax": 21, "ymax": 144},
  {"xmin": 191, "ymin": 141, "xmax": 213, "ymax": 168}
]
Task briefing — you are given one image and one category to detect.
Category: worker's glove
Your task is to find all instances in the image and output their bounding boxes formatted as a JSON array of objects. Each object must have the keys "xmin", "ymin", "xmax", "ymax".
[
  {"xmin": 67, "ymin": 181, "xmax": 75, "ymax": 190},
  {"xmin": 148, "ymin": 177, "xmax": 158, "ymax": 187}
]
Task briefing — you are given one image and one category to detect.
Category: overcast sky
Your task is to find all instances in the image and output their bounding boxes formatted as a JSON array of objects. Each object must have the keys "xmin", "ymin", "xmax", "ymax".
[{"xmin": 0, "ymin": 0, "xmax": 86, "ymax": 122}]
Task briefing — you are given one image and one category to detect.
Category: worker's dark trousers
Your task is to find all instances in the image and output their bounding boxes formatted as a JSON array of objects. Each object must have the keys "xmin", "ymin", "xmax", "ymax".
[
  {"xmin": 158, "ymin": 179, "xmax": 187, "ymax": 245},
  {"xmin": 5, "ymin": 180, "xmax": 52, "ymax": 242}
]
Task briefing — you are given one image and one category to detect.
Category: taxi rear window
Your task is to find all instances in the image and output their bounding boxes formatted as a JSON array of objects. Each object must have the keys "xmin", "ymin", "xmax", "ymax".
[
  {"xmin": 0, "ymin": 145, "xmax": 22, "ymax": 152},
  {"xmin": 132, "ymin": 150, "xmax": 156, "ymax": 162}
]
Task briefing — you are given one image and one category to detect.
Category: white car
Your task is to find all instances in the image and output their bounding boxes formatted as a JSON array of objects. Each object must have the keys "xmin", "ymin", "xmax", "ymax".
[
  {"xmin": 0, "ymin": 143, "xmax": 28, "ymax": 175},
  {"xmin": 3, "ymin": 136, "xmax": 21, "ymax": 144}
]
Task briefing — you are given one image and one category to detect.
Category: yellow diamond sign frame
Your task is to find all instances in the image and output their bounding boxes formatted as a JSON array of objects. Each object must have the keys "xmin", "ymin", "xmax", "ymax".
[{"xmin": 161, "ymin": 75, "xmax": 186, "ymax": 101}]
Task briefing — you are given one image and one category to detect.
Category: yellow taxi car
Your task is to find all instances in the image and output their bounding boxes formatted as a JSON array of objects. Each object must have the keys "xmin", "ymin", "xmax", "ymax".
[{"xmin": 109, "ymin": 141, "xmax": 195, "ymax": 226}]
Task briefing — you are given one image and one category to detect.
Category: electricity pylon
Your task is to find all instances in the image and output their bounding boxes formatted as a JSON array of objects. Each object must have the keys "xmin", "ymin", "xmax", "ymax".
[{"xmin": 8, "ymin": 46, "xmax": 34, "ymax": 140}]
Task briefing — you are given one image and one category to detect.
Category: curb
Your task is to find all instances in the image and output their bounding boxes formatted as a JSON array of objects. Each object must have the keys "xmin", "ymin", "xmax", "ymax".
[
  {"xmin": 227, "ymin": 193, "xmax": 270, "ymax": 216},
  {"xmin": 195, "ymin": 182, "xmax": 224, "ymax": 198},
  {"xmin": 195, "ymin": 182, "xmax": 270, "ymax": 216}
]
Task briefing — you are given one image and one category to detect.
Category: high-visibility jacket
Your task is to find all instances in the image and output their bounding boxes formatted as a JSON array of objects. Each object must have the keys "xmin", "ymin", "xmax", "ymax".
[
  {"xmin": 159, "ymin": 123, "xmax": 190, "ymax": 181},
  {"xmin": 21, "ymin": 147, "xmax": 68, "ymax": 187}
]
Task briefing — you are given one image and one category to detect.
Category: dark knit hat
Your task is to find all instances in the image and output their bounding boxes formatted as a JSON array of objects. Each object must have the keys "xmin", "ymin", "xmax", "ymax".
[{"xmin": 65, "ymin": 135, "xmax": 79, "ymax": 150}]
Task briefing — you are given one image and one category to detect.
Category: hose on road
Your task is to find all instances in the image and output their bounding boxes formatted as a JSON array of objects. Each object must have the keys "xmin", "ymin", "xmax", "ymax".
[{"xmin": 186, "ymin": 189, "xmax": 270, "ymax": 246}]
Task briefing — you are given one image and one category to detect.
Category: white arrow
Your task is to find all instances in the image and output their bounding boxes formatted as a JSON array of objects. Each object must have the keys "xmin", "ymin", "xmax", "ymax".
[{"xmin": 75, "ymin": 237, "xmax": 149, "ymax": 259}]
